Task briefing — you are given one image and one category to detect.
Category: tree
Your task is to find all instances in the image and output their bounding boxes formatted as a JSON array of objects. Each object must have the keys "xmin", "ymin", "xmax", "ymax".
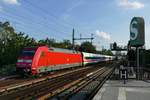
[
  {"xmin": 80, "ymin": 41, "xmax": 96, "ymax": 53},
  {"xmin": 61, "ymin": 40, "xmax": 72, "ymax": 49},
  {"xmin": 0, "ymin": 21, "xmax": 16, "ymax": 66},
  {"xmin": 38, "ymin": 38, "xmax": 56, "ymax": 47},
  {"xmin": 38, "ymin": 39, "xmax": 72, "ymax": 49},
  {"xmin": 0, "ymin": 21, "xmax": 37, "ymax": 67},
  {"xmin": 100, "ymin": 49, "xmax": 113, "ymax": 56}
]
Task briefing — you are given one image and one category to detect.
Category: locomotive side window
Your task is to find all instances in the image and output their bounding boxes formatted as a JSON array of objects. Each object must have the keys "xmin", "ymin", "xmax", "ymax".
[{"xmin": 85, "ymin": 57, "xmax": 102, "ymax": 59}]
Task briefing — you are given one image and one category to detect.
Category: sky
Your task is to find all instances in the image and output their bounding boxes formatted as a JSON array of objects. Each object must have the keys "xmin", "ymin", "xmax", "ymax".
[{"xmin": 0, "ymin": 0, "xmax": 150, "ymax": 50}]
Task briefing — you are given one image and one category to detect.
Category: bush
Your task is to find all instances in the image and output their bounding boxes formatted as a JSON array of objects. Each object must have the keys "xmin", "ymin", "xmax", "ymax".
[{"xmin": 0, "ymin": 64, "xmax": 16, "ymax": 76}]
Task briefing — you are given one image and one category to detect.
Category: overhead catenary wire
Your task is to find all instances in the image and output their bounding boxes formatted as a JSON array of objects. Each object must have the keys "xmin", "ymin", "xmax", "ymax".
[
  {"xmin": 24, "ymin": 0, "xmax": 75, "ymax": 29},
  {"xmin": 0, "ymin": 17, "xmax": 48, "ymax": 35},
  {"xmin": 22, "ymin": 0, "xmax": 73, "ymax": 32},
  {"xmin": 0, "ymin": 0, "xmax": 82, "ymax": 40},
  {"xmin": 0, "ymin": 10, "xmax": 70, "ymax": 39},
  {"xmin": 19, "ymin": 1, "xmax": 72, "ymax": 34},
  {"xmin": 0, "ymin": 16, "xmax": 64, "ymax": 40}
]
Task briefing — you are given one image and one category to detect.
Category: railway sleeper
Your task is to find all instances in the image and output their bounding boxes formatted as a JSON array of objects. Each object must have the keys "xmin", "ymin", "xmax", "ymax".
[
  {"xmin": 51, "ymin": 68, "xmax": 114, "ymax": 100},
  {"xmin": 48, "ymin": 68, "xmax": 106, "ymax": 99}
]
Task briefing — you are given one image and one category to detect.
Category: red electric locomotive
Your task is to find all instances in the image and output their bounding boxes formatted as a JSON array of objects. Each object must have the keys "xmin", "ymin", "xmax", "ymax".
[{"xmin": 16, "ymin": 46, "xmax": 83, "ymax": 75}]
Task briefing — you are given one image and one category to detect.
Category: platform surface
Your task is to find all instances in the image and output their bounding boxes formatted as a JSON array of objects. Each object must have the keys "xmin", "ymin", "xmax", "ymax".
[{"xmin": 93, "ymin": 80, "xmax": 150, "ymax": 100}]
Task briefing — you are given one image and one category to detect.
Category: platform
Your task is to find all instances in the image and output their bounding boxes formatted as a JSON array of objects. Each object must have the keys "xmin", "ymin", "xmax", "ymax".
[{"xmin": 93, "ymin": 80, "xmax": 150, "ymax": 100}]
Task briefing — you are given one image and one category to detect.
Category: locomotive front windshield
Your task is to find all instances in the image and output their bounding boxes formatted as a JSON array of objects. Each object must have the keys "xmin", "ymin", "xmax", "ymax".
[{"xmin": 20, "ymin": 50, "xmax": 35, "ymax": 56}]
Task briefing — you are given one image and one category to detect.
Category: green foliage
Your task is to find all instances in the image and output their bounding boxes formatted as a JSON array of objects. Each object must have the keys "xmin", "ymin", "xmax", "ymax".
[
  {"xmin": 0, "ymin": 21, "xmax": 37, "ymax": 75},
  {"xmin": 53, "ymin": 40, "xmax": 72, "ymax": 49},
  {"xmin": 0, "ymin": 64, "xmax": 16, "ymax": 76},
  {"xmin": 96, "ymin": 49, "xmax": 113, "ymax": 56},
  {"xmin": 38, "ymin": 38, "xmax": 56, "ymax": 47},
  {"xmin": 80, "ymin": 41, "xmax": 96, "ymax": 53},
  {"xmin": 38, "ymin": 38, "xmax": 72, "ymax": 49}
]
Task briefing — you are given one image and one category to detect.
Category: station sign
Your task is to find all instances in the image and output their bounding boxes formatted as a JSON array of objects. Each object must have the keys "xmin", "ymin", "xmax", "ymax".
[{"xmin": 130, "ymin": 17, "xmax": 145, "ymax": 47}]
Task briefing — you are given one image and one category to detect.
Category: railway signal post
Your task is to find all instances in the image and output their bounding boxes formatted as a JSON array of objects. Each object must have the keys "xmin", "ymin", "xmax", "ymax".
[{"xmin": 129, "ymin": 17, "xmax": 145, "ymax": 80}]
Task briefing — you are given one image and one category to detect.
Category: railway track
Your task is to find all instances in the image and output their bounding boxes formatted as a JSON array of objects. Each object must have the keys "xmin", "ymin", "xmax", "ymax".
[
  {"xmin": 0, "ymin": 77, "xmax": 33, "ymax": 88},
  {"xmin": 0, "ymin": 75, "xmax": 18, "ymax": 81},
  {"xmin": 0, "ymin": 64, "xmax": 100, "ymax": 99},
  {"xmin": 43, "ymin": 63, "xmax": 116, "ymax": 100},
  {"xmin": 0, "ymin": 66, "xmax": 86, "ymax": 90},
  {"xmin": 0, "ymin": 62, "xmax": 116, "ymax": 100}
]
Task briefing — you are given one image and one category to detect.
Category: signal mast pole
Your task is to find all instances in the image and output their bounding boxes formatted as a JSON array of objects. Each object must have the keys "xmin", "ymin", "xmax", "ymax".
[
  {"xmin": 72, "ymin": 29, "xmax": 94, "ymax": 51},
  {"xmin": 72, "ymin": 28, "xmax": 75, "ymax": 51}
]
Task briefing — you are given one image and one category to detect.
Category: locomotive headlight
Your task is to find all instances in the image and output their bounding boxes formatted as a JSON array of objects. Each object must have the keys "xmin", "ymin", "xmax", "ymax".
[
  {"xmin": 27, "ymin": 69, "xmax": 30, "ymax": 72},
  {"xmin": 17, "ymin": 59, "xmax": 23, "ymax": 62}
]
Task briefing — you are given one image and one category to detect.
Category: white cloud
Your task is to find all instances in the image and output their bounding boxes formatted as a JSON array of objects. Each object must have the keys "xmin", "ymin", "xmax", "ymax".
[
  {"xmin": 1, "ymin": 0, "xmax": 20, "ymax": 5},
  {"xmin": 117, "ymin": 0, "xmax": 144, "ymax": 9},
  {"xmin": 95, "ymin": 30, "xmax": 112, "ymax": 42}
]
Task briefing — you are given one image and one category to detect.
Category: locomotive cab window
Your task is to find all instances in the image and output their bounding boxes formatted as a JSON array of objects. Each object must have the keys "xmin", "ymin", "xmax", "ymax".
[{"xmin": 20, "ymin": 50, "xmax": 35, "ymax": 56}]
